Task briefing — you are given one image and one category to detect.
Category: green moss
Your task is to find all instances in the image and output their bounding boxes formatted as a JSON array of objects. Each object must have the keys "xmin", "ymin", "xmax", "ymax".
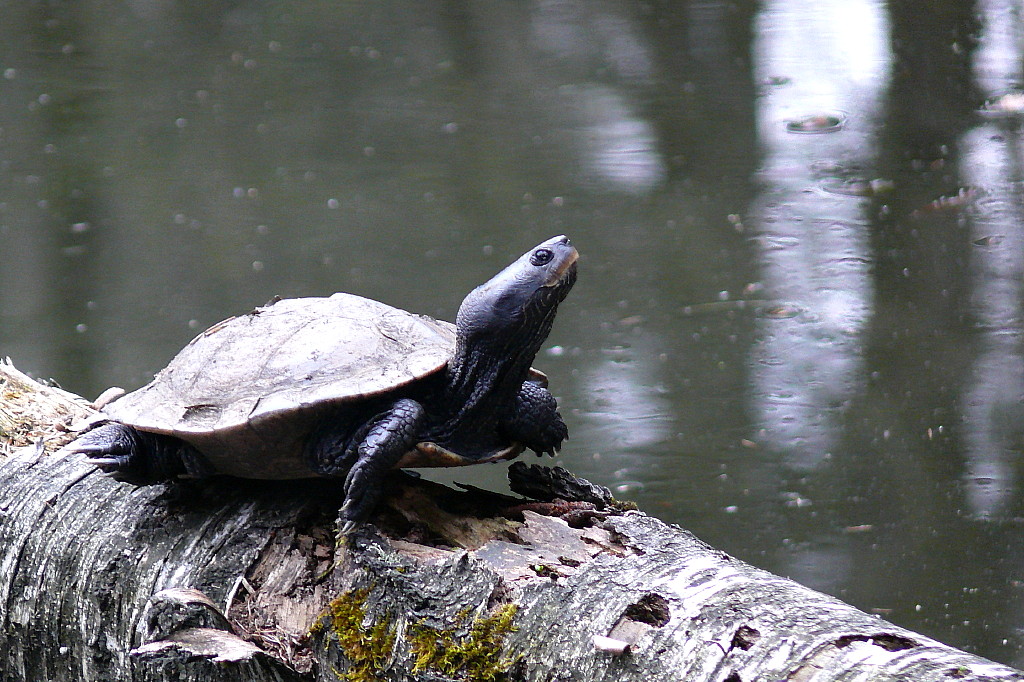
[
  {"xmin": 314, "ymin": 588, "xmax": 396, "ymax": 682},
  {"xmin": 408, "ymin": 603, "xmax": 519, "ymax": 682},
  {"xmin": 313, "ymin": 589, "xmax": 519, "ymax": 682},
  {"xmin": 611, "ymin": 498, "xmax": 640, "ymax": 512}
]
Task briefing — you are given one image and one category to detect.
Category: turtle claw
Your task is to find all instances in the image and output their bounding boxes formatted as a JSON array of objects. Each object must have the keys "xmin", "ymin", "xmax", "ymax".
[
  {"xmin": 337, "ymin": 486, "xmax": 374, "ymax": 535},
  {"xmin": 70, "ymin": 443, "xmax": 113, "ymax": 455},
  {"xmin": 83, "ymin": 455, "xmax": 130, "ymax": 471},
  {"xmin": 69, "ymin": 423, "xmax": 137, "ymax": 472},
  {"xmin": 338, "ymin": 498, "xmax": 369, "ymax": 536},
  {"xmin": 74, "ymin": 444, "xmax": 133, "ymax": 473},
  {"xmin": 68, "ymin": 422, "xmax": 192, "ymax": 483}
]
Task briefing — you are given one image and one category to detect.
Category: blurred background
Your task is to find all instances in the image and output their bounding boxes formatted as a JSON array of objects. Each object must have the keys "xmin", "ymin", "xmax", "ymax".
[{"xmin": 2, "ymin": 0, "xmax": 1024, "ymax": 666}]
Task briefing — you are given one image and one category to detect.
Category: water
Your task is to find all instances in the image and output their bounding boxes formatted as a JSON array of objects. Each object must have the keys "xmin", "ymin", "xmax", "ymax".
[{"xmin": 3, "ymin": 0, "xmax": 1024, "ymax": 665}]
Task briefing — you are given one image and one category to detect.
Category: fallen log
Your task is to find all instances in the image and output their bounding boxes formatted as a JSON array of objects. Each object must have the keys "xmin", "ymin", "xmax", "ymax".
[{"xmin": 1, "ymin": 359, "xmax": 1022, "ymax": 682}]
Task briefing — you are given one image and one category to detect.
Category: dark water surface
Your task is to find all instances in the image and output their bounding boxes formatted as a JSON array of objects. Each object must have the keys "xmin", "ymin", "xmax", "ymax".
[{"xmin": 3, "ymin": 0, "xmax": 1024, "ymax": 665}]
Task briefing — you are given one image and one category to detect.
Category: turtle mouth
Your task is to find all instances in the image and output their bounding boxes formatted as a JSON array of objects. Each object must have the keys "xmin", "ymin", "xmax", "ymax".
[
  {"xmin": 542, "ymin": 240, "xmax": 579, "ymax": 288},
  {"xmin": 551, "ymin": 257, "xmax": 577, "ymax": 291}
]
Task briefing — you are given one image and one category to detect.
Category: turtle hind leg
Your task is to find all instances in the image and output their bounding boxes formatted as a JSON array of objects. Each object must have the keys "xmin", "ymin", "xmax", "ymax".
[{"xmin": 70, "ymin": 423, "xmax": 209, "ymax": 484}]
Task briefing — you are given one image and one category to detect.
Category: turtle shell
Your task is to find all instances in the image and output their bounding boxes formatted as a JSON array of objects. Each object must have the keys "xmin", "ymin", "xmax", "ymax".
[{"xmin": 103, "ymin": 293, "xmax": 459, "ymax": 478}]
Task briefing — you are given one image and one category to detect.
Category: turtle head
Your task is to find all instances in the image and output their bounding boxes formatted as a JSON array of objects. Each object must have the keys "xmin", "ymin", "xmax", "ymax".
[
  {"xmin": 446, "ymin": 236, "xmax": 577, "ymax": 405},
  {"xmin": 455, "ymin": 235, "xmax": 577, "ymax": 352},
  {"xmin": 438, "ymin": 236, "xmax": 576, "ymax": 446}
]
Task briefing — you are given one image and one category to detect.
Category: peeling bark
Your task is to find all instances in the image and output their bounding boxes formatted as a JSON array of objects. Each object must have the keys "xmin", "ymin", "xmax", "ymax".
[{"xmin": 2, "ymin": 360, "xmax": 1023, "ymax": 682}]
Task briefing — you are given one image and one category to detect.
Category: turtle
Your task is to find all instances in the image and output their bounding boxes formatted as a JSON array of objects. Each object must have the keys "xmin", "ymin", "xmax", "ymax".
[{"xmin": 70, "ymin": 235, "xmax": 578, "ymax": 531}]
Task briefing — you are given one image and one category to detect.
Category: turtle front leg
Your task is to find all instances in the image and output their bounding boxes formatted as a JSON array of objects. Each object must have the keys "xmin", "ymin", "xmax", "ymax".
[
  {"xmin": 315, "ymin": 398, "xmax": 425, "ymax": 534},
  {"xmin": 69, "ymin": 422, "xmax": 211, "ymax": 483},
  {"xmin": 503, "ymin": 380, "xmax": 568, "ymax": 457}
]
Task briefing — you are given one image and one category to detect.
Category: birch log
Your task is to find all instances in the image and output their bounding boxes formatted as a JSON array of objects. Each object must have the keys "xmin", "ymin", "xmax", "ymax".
[{"xmin": 1, "ymin": 359, "xmax": 1022, "ymax": 682}]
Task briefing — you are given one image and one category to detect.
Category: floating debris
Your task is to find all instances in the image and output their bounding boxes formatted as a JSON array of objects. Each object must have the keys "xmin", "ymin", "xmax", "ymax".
[
  {"xmin": 786, "ymin": 112, "xmax": 846, "ymax": 134},
  {"xmin": 761, "ymin": 304, "xmax": 802, "ymax": 319},
  {"xmin": 972, "ymin": 235, "xmax": 1004, "ymax": 247},
  {"xmin": 782, "ymin": 491, "xmax": 812, "ymax": 508},
  {"xmin": 979, "ymin": 91, "xmax": 1024, "ymax": 118},
  {"xmin": 617, "ymin": 315, "xmax": 644, "ymax": 327},
  {"xmin": 911, "ymin": 187, "xmax": 978, "ymax": 217},
  {"xmin": 820, "ymin": 178, "xmax": 895, "ymax": 197}
]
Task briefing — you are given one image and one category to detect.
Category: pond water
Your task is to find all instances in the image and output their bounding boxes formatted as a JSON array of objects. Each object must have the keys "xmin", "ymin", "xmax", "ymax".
[{"xmin": 3, "ymin": 0, "xmax": 1024, "ymax": 666}]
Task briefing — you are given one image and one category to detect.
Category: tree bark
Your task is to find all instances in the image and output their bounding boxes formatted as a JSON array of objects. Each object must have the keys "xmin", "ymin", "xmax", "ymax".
[{"xmin": 1, "ymin": 359, "xmax": 1022, "ymax": 682}]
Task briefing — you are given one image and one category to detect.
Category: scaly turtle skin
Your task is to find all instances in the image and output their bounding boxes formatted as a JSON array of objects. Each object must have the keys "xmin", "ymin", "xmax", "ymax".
[{"xmin": 70, "ymin": 236, "xmax": 578, "ymax": 530}]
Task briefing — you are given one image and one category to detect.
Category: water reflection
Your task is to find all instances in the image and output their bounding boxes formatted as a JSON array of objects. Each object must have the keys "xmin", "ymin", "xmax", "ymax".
[
  {"xmin": 573, "ymin": 332, "xmax": 674, "ymax": 498},
  {"xmin": 532, "ymin": 0, "xmax": 655, "ymax": 83},
  {"xmin": 960, "ymin": 0, "xmax": 1024, "ymax": 519},
  {"xmin": 573, "ymin": 84, "xmax": 667, "ymax": 193},
  {"xmin": 749, "ymin": 0, "xmax": 889, "ymax": 471},
  {"xmin": 2, "ymin": 0, "xmax": 1024, "ymax": 667}
]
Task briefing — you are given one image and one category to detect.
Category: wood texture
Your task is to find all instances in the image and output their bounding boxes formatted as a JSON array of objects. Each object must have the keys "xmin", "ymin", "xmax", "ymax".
[{"xmin": 2, "ymin": 360, "xmax": 1022, "ymax": 682}]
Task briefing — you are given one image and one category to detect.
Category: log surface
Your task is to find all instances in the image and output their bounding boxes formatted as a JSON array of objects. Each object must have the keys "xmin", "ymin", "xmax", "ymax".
[{"xmin": 1, "ymin": 360, "xmax": 1022, "ymax": 682}]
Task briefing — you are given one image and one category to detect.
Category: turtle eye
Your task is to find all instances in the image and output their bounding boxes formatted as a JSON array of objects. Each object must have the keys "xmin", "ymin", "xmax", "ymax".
[{"xmin": 530, "ymin": 248, "xmax": 554, "ymax": 266}]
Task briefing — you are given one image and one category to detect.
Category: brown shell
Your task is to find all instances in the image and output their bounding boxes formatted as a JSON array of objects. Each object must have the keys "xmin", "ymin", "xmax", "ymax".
[
  {"xmin": 108, "ymin": 293, "xmax": 457, "ymax": 431},
  {"xmin": 103, "ymin": 294, "xmax": 458, "ymax": 477}
]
